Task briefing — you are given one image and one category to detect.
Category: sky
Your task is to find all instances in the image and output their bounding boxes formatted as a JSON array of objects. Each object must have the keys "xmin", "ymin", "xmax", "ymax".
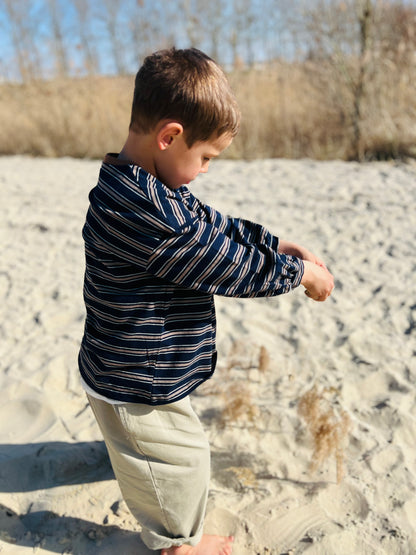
[
  {"xmin": 0, "ymin": 0, "xmax": 415, "ymax": 81},
  {"xmin": 0, "ymin": 0, "xmax": 312, "ymax": 80}
]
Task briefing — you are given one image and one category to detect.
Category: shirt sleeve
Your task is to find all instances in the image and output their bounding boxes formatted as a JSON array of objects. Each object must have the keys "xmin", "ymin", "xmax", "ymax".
[
  {"xmin": 146, "ymin": 215, "xmax": 304, "ymax": 298},
  {"xmin": 202, "ymin": 202, "xmax": 281, "ymax": 253}
]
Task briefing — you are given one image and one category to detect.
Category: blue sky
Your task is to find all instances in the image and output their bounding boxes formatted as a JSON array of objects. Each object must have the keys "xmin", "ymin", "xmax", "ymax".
[
  {"xmin": 1, "ymin": 0, "xmax": 415, "ymax": 81},
  {"xmin": 0, "ymin": 0, "xmax": 306, "ymax": 79}
]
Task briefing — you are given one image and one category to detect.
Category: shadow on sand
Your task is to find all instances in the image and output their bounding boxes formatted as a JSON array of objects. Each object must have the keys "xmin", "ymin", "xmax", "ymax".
[
  {"xmin": 0, "ymin": 441, "xmax": 114, "ymax": 492},
  {"xmin": 0, "ymin": 441, "xmax": 153, "ymax": 553},
  {"xmin": 0, "ymin": 504, "xmax": 154, "ymax": 554}
]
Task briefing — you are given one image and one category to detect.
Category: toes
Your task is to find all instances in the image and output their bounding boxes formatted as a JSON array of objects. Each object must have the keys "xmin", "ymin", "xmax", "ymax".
[{"xmin": 220, "ymin": 538, "xmax": 234, "ymax": 555}]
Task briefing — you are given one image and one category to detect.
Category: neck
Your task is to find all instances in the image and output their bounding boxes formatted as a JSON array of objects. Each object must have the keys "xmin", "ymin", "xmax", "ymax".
[{"xmin": 118, "ymin": 131, "xmax": 156, "ymax": 176}]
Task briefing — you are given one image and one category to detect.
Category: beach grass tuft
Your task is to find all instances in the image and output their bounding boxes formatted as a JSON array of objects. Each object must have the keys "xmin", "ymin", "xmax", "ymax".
[{"xmin": 298, "ymin": 384, "xmax": 352, "ymax": 483}]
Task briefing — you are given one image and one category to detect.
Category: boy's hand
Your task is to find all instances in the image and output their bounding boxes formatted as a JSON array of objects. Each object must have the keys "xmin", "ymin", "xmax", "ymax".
[
  {"xmin": 278, "ymin": 240, "xmax": 334, "ymax": 301},
  {"xmin": 301, "ymin": 260, "xmax": 334, "ymax": 302}
]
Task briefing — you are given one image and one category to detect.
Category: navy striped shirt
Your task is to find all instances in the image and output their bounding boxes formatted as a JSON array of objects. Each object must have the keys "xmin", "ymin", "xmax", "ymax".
[{"xmin": 78, "ymin": 155, "xmax": 304, "ymax": 405}]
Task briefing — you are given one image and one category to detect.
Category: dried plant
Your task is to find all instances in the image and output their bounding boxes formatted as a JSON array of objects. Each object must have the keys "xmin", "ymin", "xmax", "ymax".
[
  {"xmin": 298, "ymin": 384, "xmax": 351, "ymax": 483},
  {"xmin": 220, "ymin": 382, "xmax": 259, "ymax": 427},
  {"xmin": 226, "ymin": 466, "xmax": 258, "ymax": 490},
  {"xmin": 258, "ymin": 345, "xmax": 270, "ymax": 373}
]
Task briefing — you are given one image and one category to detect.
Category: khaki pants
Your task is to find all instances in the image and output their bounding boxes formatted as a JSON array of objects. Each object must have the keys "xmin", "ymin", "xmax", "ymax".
[{"xmin": 87, "ymin": 394, "xmax": 210, "ymax": 551}]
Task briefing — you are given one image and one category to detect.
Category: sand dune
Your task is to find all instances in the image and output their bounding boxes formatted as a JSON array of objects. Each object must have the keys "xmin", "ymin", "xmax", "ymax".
[{"xmin": 1, "ymin": 155, "xmax": 415, "ymax": 554}]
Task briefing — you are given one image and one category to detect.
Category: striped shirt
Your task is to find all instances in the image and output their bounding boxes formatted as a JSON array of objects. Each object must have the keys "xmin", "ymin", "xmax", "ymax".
[{"xmin": 78, "ymin": 155, "xmax": 304, "ymax": 405}]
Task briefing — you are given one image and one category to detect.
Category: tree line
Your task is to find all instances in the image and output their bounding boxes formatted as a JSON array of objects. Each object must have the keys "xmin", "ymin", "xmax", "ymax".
[
  {"xmin": 0, "ymin": 0, "xmax": 297, "ymax": 80},
  {"xmin": 1, "ymin": 0, "xmax": 415, "ymax": 160},
  {"xmin": 1, "ymin": 0, "xmax": 415, "ymax": 82}
]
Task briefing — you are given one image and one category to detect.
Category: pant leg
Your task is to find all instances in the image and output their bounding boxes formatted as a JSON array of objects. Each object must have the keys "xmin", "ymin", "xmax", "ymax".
[{"xmin": 87, "ymin": 394, "xmax": 210, "ymax": 551}]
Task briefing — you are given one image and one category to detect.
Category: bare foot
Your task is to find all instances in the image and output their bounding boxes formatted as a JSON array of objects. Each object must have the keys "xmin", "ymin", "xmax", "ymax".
[{"xmin": 161, "ymin": 534, "xmax": 234, "ymax": 555}]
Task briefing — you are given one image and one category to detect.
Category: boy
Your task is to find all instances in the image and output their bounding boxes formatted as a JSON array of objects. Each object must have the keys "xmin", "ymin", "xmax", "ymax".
[{"xmin": 78, "ymin": 47, "xmax": 334, "ymax": 555}]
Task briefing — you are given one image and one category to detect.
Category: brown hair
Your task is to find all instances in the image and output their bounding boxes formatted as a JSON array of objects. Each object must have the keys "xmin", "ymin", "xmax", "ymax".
[{"xmin": 129, "ymin": 48, "xmax": 240, "ymax": 146}]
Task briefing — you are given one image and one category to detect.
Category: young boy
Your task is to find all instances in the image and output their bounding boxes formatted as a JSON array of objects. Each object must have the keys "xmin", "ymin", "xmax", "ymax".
[{"xmin": 78, "ymin": 47, "xmax": 334, "ymax": 555}]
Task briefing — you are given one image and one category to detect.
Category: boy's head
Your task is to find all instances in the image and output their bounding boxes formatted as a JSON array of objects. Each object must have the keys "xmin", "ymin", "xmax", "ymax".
[{"xmin": 129, "ymin": 48, "xmax": 240, "ymax": 147}]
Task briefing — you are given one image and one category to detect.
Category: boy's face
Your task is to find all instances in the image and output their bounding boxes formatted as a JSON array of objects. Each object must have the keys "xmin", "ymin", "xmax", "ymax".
[{"xmin": 155, "ymin": 132, "xmax": 233, "ymax": 189}]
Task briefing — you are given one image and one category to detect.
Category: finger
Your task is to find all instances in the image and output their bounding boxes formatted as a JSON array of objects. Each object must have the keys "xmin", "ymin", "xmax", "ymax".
[
  {"xmin": 305, "ymin": 290, "xmax": 318, "ymax": 300},
  {"xmin": 305, "ymin": 290, "xmax": 331, "ymax": 302}
]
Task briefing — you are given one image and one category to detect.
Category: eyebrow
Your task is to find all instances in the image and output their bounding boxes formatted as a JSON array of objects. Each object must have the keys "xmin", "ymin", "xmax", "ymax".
[{"xmin": 205, "ymin": 150, "xmax": 220, "ymax": 158}]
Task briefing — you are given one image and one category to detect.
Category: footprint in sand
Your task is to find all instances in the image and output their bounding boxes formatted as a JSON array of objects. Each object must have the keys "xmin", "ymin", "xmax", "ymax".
[
  {"xmin": 0, "ymin": 396, "xmax": 56, "ymax": 443},
  {"xmin": 367, "ymin": 444, "xmax": 403, "ymax": 475},
  {"xmin": 318, "ymin": 482, "xmax": 369, "ymax": 526},
  {"xmin": 296, "ymin": 483, "xmax": 382, "ymax": 554},
  {"xmin": 302, "ymin": 528, "xmax": 388, "ymax": 555}
]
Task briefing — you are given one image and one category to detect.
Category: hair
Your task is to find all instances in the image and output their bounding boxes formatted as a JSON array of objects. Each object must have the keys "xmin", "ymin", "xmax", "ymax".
[{"xmin": 129, "ymin": 47, "xmax": 241, "ymax": 147}]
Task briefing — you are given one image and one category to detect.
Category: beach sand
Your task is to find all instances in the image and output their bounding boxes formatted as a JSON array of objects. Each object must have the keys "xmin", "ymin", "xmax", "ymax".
[{"xmin": 0, "ymin": 155, "xmax": 415, "ymax": 554}]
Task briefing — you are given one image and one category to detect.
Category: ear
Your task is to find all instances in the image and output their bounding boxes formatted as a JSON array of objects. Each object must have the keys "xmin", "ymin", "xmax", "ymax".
[{"xmin": 157, "ymin": 121, "xmax": 184, "ymax": 151}]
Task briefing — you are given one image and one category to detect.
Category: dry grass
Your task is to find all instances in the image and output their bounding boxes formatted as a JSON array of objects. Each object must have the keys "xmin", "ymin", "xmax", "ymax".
[
  {"xmin": 298, "ymin": 384, "xmax": 352, "ymax": 483},
  {"xmin": 217, "ymin": 341, "xmax": 270, "ymax": 427},
  {"xmin": 258, "ymin": 345, "xmax": 271, "ymax": 373},
  {"xmin": 226, "ymin": 466, "xmax": 258, "ymax": 490},
  {"xmin": 1, "ymin": 58, "xmax": 415, "ymax": 160},
  {"xmin": 0, "ymin": 76, "xmax": 132, "ymax": 158},
  {"xmin": 228, "ymin": 58, "xmax": 416, "ymax": 161},
  {"xmin": 220, "ymin": 382, "xmax": 260, "ymax": 427}
]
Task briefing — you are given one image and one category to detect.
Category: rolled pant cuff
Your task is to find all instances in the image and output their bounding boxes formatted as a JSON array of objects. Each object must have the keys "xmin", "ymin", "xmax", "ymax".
[{"xmin": 141, "ymin": 525, "xmax": 203, "ymax": 551}]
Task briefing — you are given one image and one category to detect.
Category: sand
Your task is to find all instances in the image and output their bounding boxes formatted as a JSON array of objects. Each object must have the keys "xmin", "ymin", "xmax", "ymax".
[{"xmin": 0, "ymin": 155, "xmax": 415, "ymax": 554}]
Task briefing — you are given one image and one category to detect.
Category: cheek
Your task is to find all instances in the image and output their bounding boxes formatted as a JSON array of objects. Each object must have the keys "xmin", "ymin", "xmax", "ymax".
[{"xmin": 189, "ymin": 160, "xmax": 202, "ymax": 176}]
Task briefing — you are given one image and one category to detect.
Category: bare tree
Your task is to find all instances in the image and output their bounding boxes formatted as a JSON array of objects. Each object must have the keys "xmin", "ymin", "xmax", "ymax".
[
  {"xmin": 127, "ymin": 0, "xmax": 181, "ymax": 68},
  {"xmin": 179, "ymin": 0, "xmax": 226, "ymax": 63},
  {"xmin": 255, "ymin": 0, "xmax": 288, "ymax": 62},
  {"xmin": 301, "ymin": 0, "xmax": 375, "ymax": 159},
  {"xmin": 179, "ymin": 0, "xmax": 198, "ymax": 48},
  {"xmin": 1, "ymin": 0, "xmax": 42, "ymax": 80},
  {"xmin": 353, "ymin": 0, "xmax": 372, "ymax": 160},
  {"xmin": 204, "ymin": 0, "xmax": 227, "ymax": 63},
  {"xmin": 128, "ymin": 0, "xmax": 153, "ymax": 65},
  {"xmin": 71, "ymin": 0, "xmax": 99, "ymax": 74},
  {"xmin": 46, "ymin": 0, "xmax": 70, "ymax": 76},
  {"xmin": 230, "ymin": 0, "xmax": 256, "ymax": 67},
  {"xmin": 101, "ymin": 0, "xmax": 127, "ymax": 74}
]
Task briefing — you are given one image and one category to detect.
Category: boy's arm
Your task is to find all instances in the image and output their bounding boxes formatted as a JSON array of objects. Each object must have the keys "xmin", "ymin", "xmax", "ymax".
[
  {"xmin": 207, "ymin": 211, "xmax": 334, "ymax": 301},
  {"xmin": 146, "ymin": 204, "xmax": 333, "ymax": 300},
  {"xmin": 146, "ymin": 218, "xmax": 304, "ymax": 299}
]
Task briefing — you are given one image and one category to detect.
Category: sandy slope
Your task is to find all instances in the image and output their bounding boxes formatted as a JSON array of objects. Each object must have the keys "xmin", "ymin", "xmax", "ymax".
[{"xmin": 0, "ymin": 155, "xmax": 415, "ymax": 554}]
